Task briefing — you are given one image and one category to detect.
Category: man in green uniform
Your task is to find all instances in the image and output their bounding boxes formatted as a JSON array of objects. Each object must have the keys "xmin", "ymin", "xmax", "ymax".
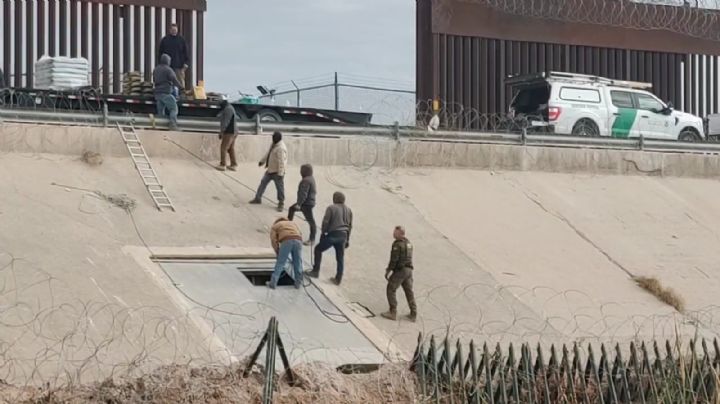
[{"xmin": 381, "ymin": 225, "xmax": 417, "ymax": 322}]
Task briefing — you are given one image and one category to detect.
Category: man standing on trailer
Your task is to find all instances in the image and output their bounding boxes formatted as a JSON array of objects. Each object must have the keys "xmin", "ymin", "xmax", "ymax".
[
  {"xmin": 153, "ymin": 54, "xmax": 182, "ymax": 130},
  {"xmin": 159, "ymin": 23, "xmax": 190, "ymax": 91}
]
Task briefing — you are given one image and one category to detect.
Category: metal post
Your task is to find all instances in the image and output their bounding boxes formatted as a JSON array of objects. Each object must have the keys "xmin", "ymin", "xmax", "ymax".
[
  {"xmin": 334, "ymin": 72, "xmax": 339, "ymax": 111},
  {"xmin": 291, "ymin": 80, "xmax": 300, "ymax": 107}
]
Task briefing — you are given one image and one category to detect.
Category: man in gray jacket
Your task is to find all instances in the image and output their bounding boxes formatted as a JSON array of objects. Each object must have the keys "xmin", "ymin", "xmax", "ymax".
[
  {"xmin": 216, "ymin": 100, "xmax": 238, "ymax": 171},
  {"xmin": 307, "ymin": 191, "xmax": 352, "ymax": 285},
  {"xmin": 153, "ymin": 53, "xmax": 182, "ymax": 130}
]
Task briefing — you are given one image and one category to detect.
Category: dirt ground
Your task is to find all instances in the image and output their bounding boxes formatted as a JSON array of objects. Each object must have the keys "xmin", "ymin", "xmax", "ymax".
[{"xmin": 0, "ymin": 362, "xmax": 417, "ymax": 404}]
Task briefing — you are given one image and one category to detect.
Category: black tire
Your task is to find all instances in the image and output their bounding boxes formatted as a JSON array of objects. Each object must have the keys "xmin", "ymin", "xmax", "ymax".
[
  {"xmin": 256, "ymin": 109, "xmax": 282, "ymax": 122},
  {"xmin": 678, "ymin": 128, "xmax": 701, "ymax": 142},
  {"xmin": 571, "ymin": 119, "xmax": 600, "ymax": 137}
]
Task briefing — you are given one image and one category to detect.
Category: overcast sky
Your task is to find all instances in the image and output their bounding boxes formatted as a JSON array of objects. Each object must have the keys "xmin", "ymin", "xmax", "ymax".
[{"xmin": 203, "ymin": 0, "xmax": 415, "ymax": 97}]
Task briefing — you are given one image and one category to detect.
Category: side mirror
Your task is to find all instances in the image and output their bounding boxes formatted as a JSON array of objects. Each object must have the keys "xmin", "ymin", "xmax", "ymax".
[{"xmin": 666, "ymin": 101, "xmax": 674, "ymax": 109}]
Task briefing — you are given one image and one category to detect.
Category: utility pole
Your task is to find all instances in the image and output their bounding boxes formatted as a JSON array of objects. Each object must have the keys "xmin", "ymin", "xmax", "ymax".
[{"xmin": 334, "ymin": 72, "xmax": 339, "ymax": 111}]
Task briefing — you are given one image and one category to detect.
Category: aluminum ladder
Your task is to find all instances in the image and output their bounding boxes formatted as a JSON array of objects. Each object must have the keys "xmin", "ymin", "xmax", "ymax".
[{"xmin": 117, "ymin": 123, "xmax": 175, "ymax": 212}]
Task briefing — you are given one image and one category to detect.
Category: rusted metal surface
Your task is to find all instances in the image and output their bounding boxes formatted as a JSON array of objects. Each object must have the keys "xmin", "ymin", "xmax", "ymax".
[
  {"xmin": 0, "ymin": 1, "xmax": 205, "ymax": 94},
  {"xmin": 123, "ymin": 4, "xmax": 131, "ymax": 72},
  {"xmin": 144, "ymin": 6, "xmax": 152, "ymax": 81},
  {"xmin": 196, "ymin": 10, "xmax": 203, "ymax": 82},
  {"xmin": 431, "ymin": 0, "xmax": 720, "ymax": 55},
  {"xmin": 133, "ymin": 5, "xmax": 141, "ymax": 71},
  {"xmin": 15, "ymin": 0, "xmax": 23, "ymax": 87},
  {"xmin": 155, "ymin": 6, "xmax": 163, "ymax": 61},
  {"xmin": 93, "ymin": 0, "xmax": 205, "ymax": 11},
  {"xmin": 91, "ymin": 2, "xmax": 99, "ymax": 87},
  {"xmin": 113, "ymin": 4, "xmax": 121, "ymax": 93},
  {"xmin": 59, "ymin": 0, "xmax": 68, "ymax": 56},
  {"xmin": 49, "ymin": 0, "xmax": 57, "ymax": 56},
  {"xmin": 38, "ymin": 1, "xmax": 46, "ymax": 58},
  {"xmin": 418, "ymin": 0, "xmax": 720, "ymax": 118},
  {"xmin": 70, "ymin": 0, "xmax": 79, "ymax": 57},
  {"xmin": 80, "ymin": 1, "xmax": 88, "ymax": 58},
  {"xmin": 102, "ymin": 3, "xmax": 110, "ymax": 93},
  {"xmin": 27, "ymin": 1, "xmax": 35, "ymax": 87}
]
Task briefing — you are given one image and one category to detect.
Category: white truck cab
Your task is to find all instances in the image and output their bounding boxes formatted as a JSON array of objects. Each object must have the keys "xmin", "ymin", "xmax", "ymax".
[{"xmin": 507, "ymin": 71, "xmax": 705, "ymax": 141}]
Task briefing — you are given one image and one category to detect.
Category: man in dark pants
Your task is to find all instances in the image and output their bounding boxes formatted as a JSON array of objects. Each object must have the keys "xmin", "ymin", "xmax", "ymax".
[
  {"xmin": 381, "ymin": 225, "xmax": 417, "ymax": 322},
  {"xmin": 216, "ymin": 100, "xmax": 238, "ymax": 171},
  {"xmin": 249, "ymin": 132, "xmax": 287, "ymax": 212},
  {"xmin": 158, "ymin": 23, "xmax": 190, "ymax": 91},
  {"xmin": 288, "ymin": 164, "xmax": 317, "ymax": 246},
  {"xmin": 306, "ymin": 191, "xmax": 352, "ymax": 285}
]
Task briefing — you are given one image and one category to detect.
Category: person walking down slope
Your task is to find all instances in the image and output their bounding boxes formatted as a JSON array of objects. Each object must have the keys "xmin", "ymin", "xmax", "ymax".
[
  {"xmin": 153, "ymin": 54, "xmax": 182, "ymax": 130},
  {"xmin": 158, "ymin": 23, "xmax": 190, "ymax": 91},
  {"xmin": 249, "ymin": 132, "xmax": 287, "ymax": 212},
  {"xmin": 380, "ymin": 225, "xmax": 417, "ymax": 322},
  {"xmin": 306, "ymin": 192, "xmax": 352, "ymax": 286},
  {"xmin": 268, "ymin": 217, "xmax": 304, "ymax": 289},
  {"xmin": 216, "ymin": 100, "xmax": 238, "ymax": 171},
  {"xmin": 287, "ymin": 164, "xmax": 317, "ymax": 246}
]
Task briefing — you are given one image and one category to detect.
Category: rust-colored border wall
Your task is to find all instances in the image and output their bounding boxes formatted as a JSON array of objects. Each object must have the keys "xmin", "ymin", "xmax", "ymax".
[
  {"xmin": 418, "ymin": 0, "xmax": 720, "ymax": 118},
  {"xmin": 0, "ymin": 0, "xmax": 206, "ymax": 94}
]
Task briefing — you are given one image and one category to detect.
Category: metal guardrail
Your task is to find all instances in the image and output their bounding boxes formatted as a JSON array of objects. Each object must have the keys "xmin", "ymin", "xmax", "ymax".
[{"xmin": 2, "ymin": 108, "xmax": 720, "ymax": 156}]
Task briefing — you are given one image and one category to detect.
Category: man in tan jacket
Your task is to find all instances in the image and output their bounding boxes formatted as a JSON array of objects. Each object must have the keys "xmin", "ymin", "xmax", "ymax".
[
  {"xmin": 268, "ymin": 217, "xmax": 303, "ymax": 289},
  {"xmin": 250, "ymin": 132, "xmax": 288, "ymax": 212}
]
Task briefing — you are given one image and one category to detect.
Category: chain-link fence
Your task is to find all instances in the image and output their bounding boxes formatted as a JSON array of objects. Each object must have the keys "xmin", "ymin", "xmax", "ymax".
[{"xmin": 256, "ymin": 73, "xmax": 416, "ymax": 126}]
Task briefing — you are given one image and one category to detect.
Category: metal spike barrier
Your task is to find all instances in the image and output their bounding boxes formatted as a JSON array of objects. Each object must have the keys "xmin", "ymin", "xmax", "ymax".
[{"xmin": 412, "ymin": 334, "xmax": 720, "ymax": 403}]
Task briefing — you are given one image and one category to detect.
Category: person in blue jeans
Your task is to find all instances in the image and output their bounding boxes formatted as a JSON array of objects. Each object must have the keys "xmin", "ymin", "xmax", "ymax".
[
  {"xmin": 307, "ymin": 192, "xmax": 353, "ymax": 285},
  {"xmin": 268, "ymin": 217, "xmax": 304, "ymax": 289},
  {"xmin": 153, "ymin": 53, "xmax": 182, "ymax": 130}
]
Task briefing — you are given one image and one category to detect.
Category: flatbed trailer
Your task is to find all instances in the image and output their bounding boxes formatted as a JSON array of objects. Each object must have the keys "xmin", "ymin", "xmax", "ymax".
[{"xmin": 0, "ymin": 87, "xmax": 373, "ymax": 125}]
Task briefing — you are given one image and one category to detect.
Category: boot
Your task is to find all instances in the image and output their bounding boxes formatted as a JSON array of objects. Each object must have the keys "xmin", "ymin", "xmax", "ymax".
[
  {"xmin": 381, "ymin": 311, "xmax": 397, "ymax": 321},
  {"xmin": 405, "ymin": 312, "xmax": 417, "ymax": 322},
  {"xmin": 276, "ymin": 203, "xmax": 284, "ymax": 212},
  {"xmin": 330, "ymin": 277, "xmax": 341, "ymax": 286},
  {"xmin": 228, "ymin": 165, "xmax": 238, "ymax": 171},
  {"xmin": 306, "ymin": 269, "xmax": 319, "ymax": 278},
  {"xmin": 249, "ymin": 199, "xmax": 261, "ymax": 204},
  {"xmin": 215, "ymin": 165, "xmax": 226, "ymax": 171}
]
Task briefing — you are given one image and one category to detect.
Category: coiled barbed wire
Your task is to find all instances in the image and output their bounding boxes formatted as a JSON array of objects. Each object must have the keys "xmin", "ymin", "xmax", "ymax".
[{"xmin": 459, "ymin": 0, "xmax": 720, "ymax": 42}]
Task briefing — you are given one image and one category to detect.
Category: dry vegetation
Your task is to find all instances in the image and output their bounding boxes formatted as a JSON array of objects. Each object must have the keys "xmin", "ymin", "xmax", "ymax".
[
  {"xmin": 81, "ymin": 151, "xmax": 103, "ymax": 166},
  {"xmin": 0, "ymin": 362, "xmax": 416, "ymax": 404},
  {"xmin": 634, "ymin": 276, "xmax": 686, "ymax": 312}
]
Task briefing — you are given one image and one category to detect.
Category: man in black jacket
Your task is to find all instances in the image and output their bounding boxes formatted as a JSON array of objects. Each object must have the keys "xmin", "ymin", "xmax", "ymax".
[
  {"xmin": 288, "ymin": 164, "xmax": 317, "ymax": 245},
  {"xmin": 216, "ymin": 100, "xmax": 238, "ymax": 171},
  {"xmin": 158, "ymin": 24, "xmax": 189, "ymax": 90}
]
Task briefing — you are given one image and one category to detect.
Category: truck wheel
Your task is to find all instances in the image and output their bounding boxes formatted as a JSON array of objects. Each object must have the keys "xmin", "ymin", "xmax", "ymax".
[
  {"xmin": 571, "ymin": 119, "xmax": 599, "ymax": 137},
  {"xmin": 678, "ymin": 128, "xmax": 701, "ymax": 142},
  {"xmin": 256, "ymin": 109, "xmax": 282, "ymax": 122}
]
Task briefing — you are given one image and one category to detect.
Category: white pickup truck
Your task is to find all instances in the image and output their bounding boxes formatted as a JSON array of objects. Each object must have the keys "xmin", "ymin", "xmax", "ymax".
[{"xmin": 507, "ymin": 71, "xmax": 705, "ymax": 142}]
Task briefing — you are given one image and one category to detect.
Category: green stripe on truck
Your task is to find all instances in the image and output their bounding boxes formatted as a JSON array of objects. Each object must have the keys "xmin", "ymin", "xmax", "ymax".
[{"xmin": 611, "ymin": 108, "xmax": 637, "ymax": 138}]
